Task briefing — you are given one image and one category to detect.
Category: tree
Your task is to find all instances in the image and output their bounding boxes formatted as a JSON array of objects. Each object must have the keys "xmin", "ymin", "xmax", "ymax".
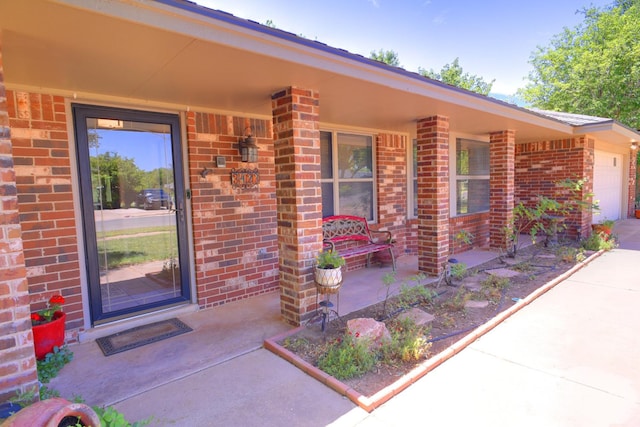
[
  {"xmin": 418, "ymin": 58, "xmax": 495, "ymax": 95},
  {"xmin": 520, "ymin": 0, "xmax": 640, "ymax": 129},
  {"xmin": 369, "ymin": 49, "xmax": 401, "ymax": 67}
]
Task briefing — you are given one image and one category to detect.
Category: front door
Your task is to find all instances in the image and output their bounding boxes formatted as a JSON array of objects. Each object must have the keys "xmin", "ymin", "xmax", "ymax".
[{"xmin": 73, "ymin": 104, "xmax": 190, "ymax": 324}]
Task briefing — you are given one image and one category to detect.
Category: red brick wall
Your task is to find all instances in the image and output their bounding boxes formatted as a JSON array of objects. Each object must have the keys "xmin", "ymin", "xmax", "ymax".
[
  {"xmin": 489, "ymin": 130, "xmax": 515, "ymax": 249},
  {"xmin": 187, "ymin": 112, "xmax": 279, "ymax": 309},
  {"xmin": 376, "ymin": 133, "xmax": 408, "ymax": 252},
  {"xmin": 416, "ymin": 116, "xmax": 450, "ymax": 275},
  {"xmin": 449, "ymin": 213, "xmax": 490, "ymax": 254},
  {"xmin": 515, "ymin": 137, "xmax": 594, "ymax": 238},
  {"xmin": 7, "ymin": 90, "xmax": 83, "ymax": 342},
  {"xmin": 0, "ymin": 42, "xmax": 39, "ymax": 400},
  {"xmin": 271, "ymin": 87, "xmax": 322, "ymax": 325}
]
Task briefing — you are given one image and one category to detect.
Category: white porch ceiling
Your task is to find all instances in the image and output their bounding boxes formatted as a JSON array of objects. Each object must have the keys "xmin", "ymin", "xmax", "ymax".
[{"xmin": 0, "ymin": 0, "xmax": 637, "ymax": 146}]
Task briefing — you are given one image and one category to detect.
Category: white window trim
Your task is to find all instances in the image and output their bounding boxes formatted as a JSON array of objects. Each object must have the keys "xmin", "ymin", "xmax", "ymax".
[
  {"xmin": 408, "ymin": 138, "xmax": 418, "ymax": 219},
  {"xmin": 320, "ymin": 129, "xmax": 378, "ymax": 222},
  {"xmin": 449, "ymin": 132, "xmax": 490, "ymax": 217}
]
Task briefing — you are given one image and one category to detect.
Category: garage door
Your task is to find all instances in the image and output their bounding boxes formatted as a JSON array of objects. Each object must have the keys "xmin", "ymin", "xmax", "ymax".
[{"xmin": 593, "ymin": 150, "xmax": 623, "ymax": 221}]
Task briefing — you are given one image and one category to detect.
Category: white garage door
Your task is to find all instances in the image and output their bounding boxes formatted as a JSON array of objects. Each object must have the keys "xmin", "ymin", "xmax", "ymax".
[{"xmin": 593, "ymin": 150, "xmax": 623, "ymax": 222}]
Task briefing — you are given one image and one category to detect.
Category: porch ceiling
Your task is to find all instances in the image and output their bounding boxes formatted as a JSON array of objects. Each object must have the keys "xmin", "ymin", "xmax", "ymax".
[{"xmin": 0, "ymin": 0, "xmax": 634, "ymax": 146}]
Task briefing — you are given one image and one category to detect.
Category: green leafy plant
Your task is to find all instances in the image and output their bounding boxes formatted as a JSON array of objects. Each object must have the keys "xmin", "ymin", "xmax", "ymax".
[
  {"xmin": 92, "ymin": 405, "xmax": 152, "ymax": 427},
  {"xmin": 31, "ymin": 294, "xmax": 65, "ymax": 325},
  {"xmin": 317, "ymin": 333, "xmax": 376, "ymax": 380},
  {"xmin": 37, "ymin": 345, "xmax": 74, "ymax": 385},
  {"xmin": 581, "ymin": 232, "xmax": 617, "ymax": 251},
  {"xmin": 442, "ymin": 287, "xmax": 472, "ymax": 312},
  {"xmin": 315, "ymin": 249, "xmax": 345, "ymax": 269},
  {"xmin": 381, "ymin": 317, "xmax": 431, "ymax": 363},
  {"xmin": 396, "ymin": 283, "xmax": 435, "ymax": 311},
  {"xmin": 450, "ymin": 262, "xmax": 468, "ymax": 280}
]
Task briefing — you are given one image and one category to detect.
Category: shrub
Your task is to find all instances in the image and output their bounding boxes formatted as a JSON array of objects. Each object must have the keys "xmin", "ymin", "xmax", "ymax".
[
  {"xmin": 317, "ymin": 334, "xmax": 376, "ymax": 380},
  {"xmin": 581, "ymin": 232, "xmax": 616, "ymax": 251},
  {"xmin": 381, "ymin": 317, "xmax": 431, "ymax": 363}
]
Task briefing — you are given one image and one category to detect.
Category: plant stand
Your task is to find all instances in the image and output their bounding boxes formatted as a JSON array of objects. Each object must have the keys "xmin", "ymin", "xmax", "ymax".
[{"xmin": 308, "ymin": 267, "xmax": 343, "ymax": 332}]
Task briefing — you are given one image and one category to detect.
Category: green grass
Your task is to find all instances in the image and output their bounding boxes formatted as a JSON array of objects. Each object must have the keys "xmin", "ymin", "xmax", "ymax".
[
  {"xmin": 97, "ymin": 229, "xmax": 177, "ymax": 270},
  {"xmin": 96, "ymin": 225, "xmax": 174, "ymax": 239}
]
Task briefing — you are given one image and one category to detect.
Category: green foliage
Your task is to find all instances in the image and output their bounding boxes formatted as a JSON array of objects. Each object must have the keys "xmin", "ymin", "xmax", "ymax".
[
  {"xmin": 37, "ymin": 346, "xmax": 73, "ymax": 385},
  {"xmin": 396, "ymin": 282, "xmax": 435, "ymax": 310},
  {"xmin": 450, "ymin": 262, "xmax": 468, "ymax": 280},
  {"xmin": 381, "ymin": 318, "xmax": 431, "ymax": 363},
  {"xmin": 520, "ymin": 1, "xmax": 640, "ymax": 129},
  {"xmin": 369, "ymin": 49, "xmax": 401, "ymax": 67},
  {"xmin": 442, "ymin": 287, "xmax": 472, "ymax": 311},
  {"xmin": 92, "ymin": 405, "xmax": 152, "ymax": 427},
  {"xmin": 419, "ymin": 58, "xmax": 495, "ymax": 95},
  {"xmin": 317, "ymin": 334, "xmax": 377, "ymax": 380},
  {"xmin": 581, "ymin": 232, "xmax": 617, "ymax": 251},
  {"xmin": 481, "ymin": 275, "xmax": 510, "ymax": 301},
  {"xmin": 556, "ymin": 245, "xmax": 586, "ymax": 263},
  {"xmin": 315, "ymin": 249, "xmax": 346, "ymax": 269}
]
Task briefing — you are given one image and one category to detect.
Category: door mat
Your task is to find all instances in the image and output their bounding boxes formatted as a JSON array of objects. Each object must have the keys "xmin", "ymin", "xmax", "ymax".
[{"xmin": 96, "ymin": 318, "xmax": 192, "ymax": 356}]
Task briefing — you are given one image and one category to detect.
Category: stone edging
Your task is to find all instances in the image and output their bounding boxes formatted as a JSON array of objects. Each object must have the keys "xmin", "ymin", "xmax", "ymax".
[{"xmin": 263, "ymin": 250, "xmax": 604, "ymax": 413}]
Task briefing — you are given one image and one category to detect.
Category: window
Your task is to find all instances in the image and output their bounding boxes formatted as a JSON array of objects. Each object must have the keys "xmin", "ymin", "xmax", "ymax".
[
  {"xmin": 455, "ymin": 138, "xmax": 489, "ymax": 215},
  {"xmin": 320, "ymin": 131, "xmax": 375, "ymax": 220}
]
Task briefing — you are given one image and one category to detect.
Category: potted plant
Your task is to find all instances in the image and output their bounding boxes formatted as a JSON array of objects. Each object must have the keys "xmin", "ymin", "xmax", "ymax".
[
  {"xmin": 591, "ymin": 219, "xmax": 615, "ymax": 237},
  {"xmin": 635, "ymin": 200, "xmax": 640, "ymax": 219},
  {"xmin": 315, "ymin": 249, "xmax": 346, "ymax": 292},
  {"xmin": 31, "ymin": 294, "xmax": 66, "ymax": 360}
]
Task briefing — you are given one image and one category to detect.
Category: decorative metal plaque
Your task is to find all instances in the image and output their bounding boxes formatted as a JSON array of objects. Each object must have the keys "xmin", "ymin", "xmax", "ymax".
[{"xmin": 231, "ymin": 168, "xmax": 260, "ymax": 190}]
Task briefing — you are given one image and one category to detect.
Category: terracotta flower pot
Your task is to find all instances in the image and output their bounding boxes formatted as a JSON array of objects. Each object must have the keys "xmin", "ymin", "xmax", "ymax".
[
  {"xmin": 591, "ymin": 224, "xmax": 612, "ymax": 236},
  {"xmin": 635, "ymin": 209, "xmax": 640, "ymax": 219},
  {"xmin": 32, "ymin": 311, "xmax": 66, "ymax": 360},
  {"xmin": 2, "ymin": 397, "xmax": 101, "ymax": 427}
]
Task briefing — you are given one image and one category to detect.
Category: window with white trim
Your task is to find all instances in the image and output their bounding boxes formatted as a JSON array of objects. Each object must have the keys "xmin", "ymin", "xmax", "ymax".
[
  {"xmin": 320, "ymin": 131, "xmax": 375, "ymax": 220},
  {"xmin": 455, "ymin": 138, "xmax": 490, "ymax": 215}
]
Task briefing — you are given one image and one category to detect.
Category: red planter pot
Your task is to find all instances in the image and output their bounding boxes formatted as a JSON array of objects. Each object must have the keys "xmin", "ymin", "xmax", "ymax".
[{"xmin": 32, "ymin": 311, "xmax": 66, "ymax": 360}]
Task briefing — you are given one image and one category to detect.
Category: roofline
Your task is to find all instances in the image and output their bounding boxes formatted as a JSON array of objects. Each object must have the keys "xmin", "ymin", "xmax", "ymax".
[{"xmin": 154, "ymin": 0, "xmax": 575, "ymax": 133}]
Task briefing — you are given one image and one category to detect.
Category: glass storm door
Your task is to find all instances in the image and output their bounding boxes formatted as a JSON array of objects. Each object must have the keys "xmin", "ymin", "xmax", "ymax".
[{"xmin": 73, "ymin": 105, "xmax": 190, "ymax": 324}]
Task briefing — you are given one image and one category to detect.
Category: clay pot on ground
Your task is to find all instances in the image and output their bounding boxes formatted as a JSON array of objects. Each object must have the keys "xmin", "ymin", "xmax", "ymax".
[{"xmin": 2, "ymin": 397, "xmax": 101, "ymax": 427}]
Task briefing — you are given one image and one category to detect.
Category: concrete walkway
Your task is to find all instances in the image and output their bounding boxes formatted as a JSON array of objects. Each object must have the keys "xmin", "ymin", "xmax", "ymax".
[{"xmin": 61, "ymin": 220, "xmax": 640, "ymax": 426}]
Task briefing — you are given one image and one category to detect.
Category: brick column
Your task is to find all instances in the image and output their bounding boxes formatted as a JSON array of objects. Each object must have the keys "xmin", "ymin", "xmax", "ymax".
[
  {"xmin": 416, "ymin": 116, "xmax": 449, "ymax": 275},
  {"xmin": 0, "ymin": 35, "xmax": 39, "ymax": 401},
  {"xmin": 628, "ymin": 148, "xmax": 638, "ymax": 218},
  {"xmin": 271, "ymin": 87, "xmax": 321, "ymax": 326},
  {"xmin": 489, "ymin": 130, "xmax": 516, "ymax": 249}
]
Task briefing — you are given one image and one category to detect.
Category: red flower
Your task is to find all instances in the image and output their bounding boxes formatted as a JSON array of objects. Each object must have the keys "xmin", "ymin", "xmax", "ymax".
[
  {"xmin": 49, "ymin": 295, "xmax": 65, "ymax": 305},
  {"xmin": 31, "ymin": 313, "xmax": 43, "ymax": 322}
]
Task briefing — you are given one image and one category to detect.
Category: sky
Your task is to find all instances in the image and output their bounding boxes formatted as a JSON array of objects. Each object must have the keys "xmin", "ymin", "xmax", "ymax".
[{"xmin": 195, "ymin": 0, "xmax": 613, "ymax": 96}]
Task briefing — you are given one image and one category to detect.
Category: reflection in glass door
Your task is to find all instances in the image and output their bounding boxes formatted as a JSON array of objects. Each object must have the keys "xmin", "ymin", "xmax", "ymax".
[{"xmin": 73, "ymin": 105, "xmax": 190, "ymax": 324}]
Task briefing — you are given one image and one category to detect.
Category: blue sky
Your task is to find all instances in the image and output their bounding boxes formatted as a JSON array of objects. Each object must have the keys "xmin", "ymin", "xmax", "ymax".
[{"xmin": 195, "ymin": 0, "xmax": 612, "ymax": 95}]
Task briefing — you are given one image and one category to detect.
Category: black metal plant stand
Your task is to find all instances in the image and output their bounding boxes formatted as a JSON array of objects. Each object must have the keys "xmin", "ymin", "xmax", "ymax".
[{"xmin": 307, "ymin": 267, "xmax": 343, "ymax": 332}]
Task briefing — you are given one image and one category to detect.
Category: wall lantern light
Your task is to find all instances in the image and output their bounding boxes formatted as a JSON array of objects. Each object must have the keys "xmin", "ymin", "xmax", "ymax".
[
  {"xmin": 239, "ymin": 129, "xmax": 259, "ymax": 163},
  {"xmin": 631, "ymin": 140, "xmax": 638, "ymax": 150}
]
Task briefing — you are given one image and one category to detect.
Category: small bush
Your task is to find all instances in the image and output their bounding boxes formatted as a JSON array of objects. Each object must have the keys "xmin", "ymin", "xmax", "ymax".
[
  {"xmin": 581, "ymin": 232, "xmax": 616, "ymax": 251},
  {"xmin": 442, "ymin": 287, "xmax": 472, "ymax": 311},
  {"xmin": 381, "ymin": 317, "xmax": 431, "ymax": 363},
  {"xmin": 481, "ymin": 275, "xmax": 510, "ymax": 301},
  {"xmin": 450, "ymin": 262, "xmax": 468, "ymax": 280},
  {"xmin": 317, "ymin": 334, "xmax": 376, "ymax": 380}
]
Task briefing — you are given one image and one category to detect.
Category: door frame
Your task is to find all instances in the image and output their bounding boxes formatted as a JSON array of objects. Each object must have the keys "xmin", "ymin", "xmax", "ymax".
[{"xmin": 72, "ymin": 103, "xmax": 192, "ymax": 325}]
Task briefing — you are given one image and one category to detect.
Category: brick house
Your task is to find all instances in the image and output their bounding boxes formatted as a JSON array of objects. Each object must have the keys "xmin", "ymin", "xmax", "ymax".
[{"xmin": 0, "ymin": 0, "xmax": 638, "ymax": 399}]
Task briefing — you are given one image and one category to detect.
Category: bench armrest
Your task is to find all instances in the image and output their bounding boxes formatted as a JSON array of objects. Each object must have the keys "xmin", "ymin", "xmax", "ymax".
[
  {"xmin": 322, "ymin": 239, "xmax": 336, "ymax": 251},
  {"xmin": 369, "ymin": 229, "xmax": 393, "ymax": 244}
]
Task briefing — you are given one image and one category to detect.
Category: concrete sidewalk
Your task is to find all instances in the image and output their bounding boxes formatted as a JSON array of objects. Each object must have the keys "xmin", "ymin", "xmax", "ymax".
[{"xmin": 110, "ymin": 220, "xmax": 640, "ymax": 426}]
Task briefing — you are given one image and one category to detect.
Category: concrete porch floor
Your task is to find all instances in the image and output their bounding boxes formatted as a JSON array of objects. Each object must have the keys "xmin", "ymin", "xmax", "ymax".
[{"xmin": 50, "ymin": 246, "xmax": 502, "ymax": 408}]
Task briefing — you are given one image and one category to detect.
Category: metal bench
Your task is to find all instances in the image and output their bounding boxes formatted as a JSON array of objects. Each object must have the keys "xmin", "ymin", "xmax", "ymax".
[{"xmin": 322, "ymin": 215, "xmax": 396, "ymax": 271}]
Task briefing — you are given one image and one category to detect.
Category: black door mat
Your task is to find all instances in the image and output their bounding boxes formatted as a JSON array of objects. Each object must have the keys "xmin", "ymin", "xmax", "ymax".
[{"xmin": 96, "ymin": 318, "xmax": 192, "ymax": 356}]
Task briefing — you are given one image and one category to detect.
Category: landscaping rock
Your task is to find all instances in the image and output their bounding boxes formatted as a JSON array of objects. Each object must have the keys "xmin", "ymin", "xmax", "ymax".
[
  {"xmin": 461, "ymin": 276, "xmax": 483, "ymax": 292},
  {"xmin": 397, "ymin": 308, "xmax": 435, "ymax": 326},
  {"xmin": 465, "ymin": 300, "xmax": 490, "ymax": 309},
  {"xmin": 485, "ymin": 268, "xmax": 520, "ymax": 278},
  {"xmin": 346, "ymin": 318, "xmax": 391, "ymax": 349}
]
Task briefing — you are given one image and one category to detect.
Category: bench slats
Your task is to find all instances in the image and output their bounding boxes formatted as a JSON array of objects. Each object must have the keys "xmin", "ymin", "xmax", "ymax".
[{"xmin": 322, "ymin": 215, "xmax": 396, "ymax": 271}]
